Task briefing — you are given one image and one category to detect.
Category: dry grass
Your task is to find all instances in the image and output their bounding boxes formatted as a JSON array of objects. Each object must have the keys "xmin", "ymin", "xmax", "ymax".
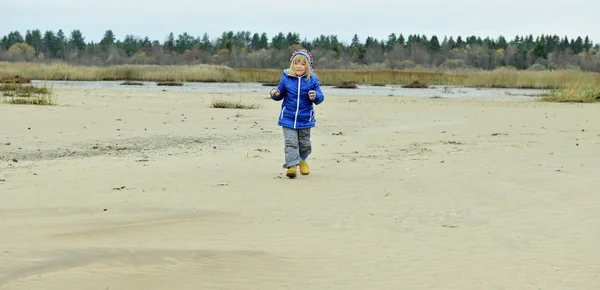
[
  {"xmin": 0, "ymin": 61, "xmax": 239, "ymax": 82},
  {"xmin": 541, "ymin": 83, "xmax": 600, "ymax": 103},
  {"xmin": 237, "ymin": 68, "xmax": 600, "ymax": 89},
  {"xmin": 2, "ymin": 62, "xmax": 600, "ymax": 90},
  {"xmin": 0, "ymin": 83, "xmax": 55, "ymax": 106},
  {"xmin": 210, "ymin": 99, "xmax": 259, "ymax": 109},
  {"xmin": 0, "ymin": 75, "xmax": 31, "ymax": 84},
  {"xmin": 1, "ymin": 83, "xmax": 49, "ymax": 94},
  {"xmin": 459, "ymin": 67, "xmax": 600, "ymax": 89},
  {"xmin": 3, "ymin": 96, "xmax": 54, "ymax": 105}
]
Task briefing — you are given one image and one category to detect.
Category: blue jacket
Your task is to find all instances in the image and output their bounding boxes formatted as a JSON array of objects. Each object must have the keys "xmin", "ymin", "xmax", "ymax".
[{"xmin": 271, "ymin": 68, "xmax": 325, "ymax": 129}]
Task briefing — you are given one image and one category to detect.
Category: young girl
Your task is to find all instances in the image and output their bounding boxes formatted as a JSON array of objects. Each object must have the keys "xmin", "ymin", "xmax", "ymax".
[{"xmin": 270, "ymin": 49, "xmax": 325, "ymax": 178}]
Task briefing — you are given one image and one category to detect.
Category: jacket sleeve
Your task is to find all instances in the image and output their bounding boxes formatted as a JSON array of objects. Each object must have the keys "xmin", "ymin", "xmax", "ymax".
[
  {"xmin": 311, "ymin": 76, "xmax": 325, "ymax": 105},
  {"xmin": 271, "ymin": 75, "xmax": 287, "ymax": 101}
]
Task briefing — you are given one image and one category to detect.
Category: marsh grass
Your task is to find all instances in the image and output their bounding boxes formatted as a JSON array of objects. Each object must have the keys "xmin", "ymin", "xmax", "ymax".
[
  {"xmin": 2, "ymin": 62, "xmax": 600, "ymax": 89},
  {"xmin": 1, "ymin": 83, "xmax": 49, "ymax": 94},
  {"xmin": 237, "ymin": 68, "xmax": 600, "ymax": 89},
  {"xmin": 0, "ymin": 82, "xmax": 55, "ymax": 105},
  {"xmin": 541, "ymin": 83, "xmax": 600, "ymax": 103},
  {"xmin": 211, "ymin": 100, "xmax": 259, "ymax": 109},
  {"xmin": 0, "ymin": 75, "xmax": 31, "ymax": 84},
  {"xmin": 210, "ymin": 95, "xmax": 259, "ymax": 109},
  {"xmin": 459, "ymin": 68, "xmax": 599, "ymax": 89},
  {"xmin": 0, "ymin": 62, "xmax": 239, "ymax": 82}
]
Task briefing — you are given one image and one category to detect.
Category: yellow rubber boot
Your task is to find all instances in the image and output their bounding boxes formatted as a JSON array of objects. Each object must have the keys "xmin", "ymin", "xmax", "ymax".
[
  {"xmin": 299, "ymin": 161, "xmax": 310, "ymax": 175},
  {"xmin": 286, "ymin": 166, "xmax": 297, "ymax": 178}
]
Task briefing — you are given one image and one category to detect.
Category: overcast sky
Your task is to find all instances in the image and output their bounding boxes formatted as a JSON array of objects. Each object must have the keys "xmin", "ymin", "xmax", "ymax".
[{"xmin": 3, "ymin": 0, "xmax": 599, "ymax": 45}]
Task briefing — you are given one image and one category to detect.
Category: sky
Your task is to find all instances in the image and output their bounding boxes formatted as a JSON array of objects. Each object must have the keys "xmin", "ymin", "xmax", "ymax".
[{"xmin": 2, "ymin": 0, "xmax": 599, "ymax": 45}]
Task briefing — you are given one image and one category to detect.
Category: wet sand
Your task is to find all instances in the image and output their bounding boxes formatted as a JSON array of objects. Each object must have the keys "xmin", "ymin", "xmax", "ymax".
[{"xmin": 1, "ymin": 87, "xmax": 599, "ymax": 289}]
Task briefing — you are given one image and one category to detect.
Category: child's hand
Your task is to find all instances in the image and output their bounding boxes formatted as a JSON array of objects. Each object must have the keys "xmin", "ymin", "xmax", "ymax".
[
  {"xmin": 271, "ymin": 89, "xmax": 280, "ymax": 97},
  {"xmin": 308, "ymin": 90, "xmax": 316, "ymax": 101}
]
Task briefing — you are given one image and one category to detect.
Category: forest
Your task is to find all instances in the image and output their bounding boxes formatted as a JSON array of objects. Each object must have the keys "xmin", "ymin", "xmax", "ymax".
[{"xmin": 1, "ymin": 29, "xmax": 599, "ymax": 72}]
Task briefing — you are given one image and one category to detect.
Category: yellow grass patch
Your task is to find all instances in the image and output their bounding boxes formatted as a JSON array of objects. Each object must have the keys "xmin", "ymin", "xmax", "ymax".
[{"xmin": 1, "ymin": 62, "xmax": 600, "ymax": 90}]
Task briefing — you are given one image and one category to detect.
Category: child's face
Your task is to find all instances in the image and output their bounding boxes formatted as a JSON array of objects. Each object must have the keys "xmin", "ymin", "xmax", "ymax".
[{"xmin": 293, "ymin": 59, "xmax": 307, "ymax": 76}]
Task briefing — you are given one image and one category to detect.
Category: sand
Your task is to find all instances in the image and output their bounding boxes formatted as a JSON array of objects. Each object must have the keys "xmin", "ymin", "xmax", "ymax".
[{"xmin": 1, "ymin": 87, "xmax": 599, "ymax": 290}]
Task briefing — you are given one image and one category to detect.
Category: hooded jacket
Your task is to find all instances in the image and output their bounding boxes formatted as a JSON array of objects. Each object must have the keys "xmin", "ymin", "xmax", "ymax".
[{"xmin": 271, "ymin": 68, "xmax": 325, "ymax": 129}]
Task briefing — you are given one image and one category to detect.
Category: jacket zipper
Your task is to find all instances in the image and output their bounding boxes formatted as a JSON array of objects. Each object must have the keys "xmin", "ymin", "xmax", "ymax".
[{"xmin": 293, "ymin": 76, "xmax": 300, "ymax": 128}]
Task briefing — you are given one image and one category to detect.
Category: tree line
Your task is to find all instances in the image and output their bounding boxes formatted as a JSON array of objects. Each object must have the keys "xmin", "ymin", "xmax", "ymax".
[{"xmin": 1, "ymin": 29, "xmax": 599, "ymax": 72}]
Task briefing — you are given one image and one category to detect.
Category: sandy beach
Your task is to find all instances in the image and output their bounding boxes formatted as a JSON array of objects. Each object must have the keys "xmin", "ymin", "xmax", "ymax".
[{"xmin": 1, "ymin": 86, "xmax": 599, "ymax": 290}]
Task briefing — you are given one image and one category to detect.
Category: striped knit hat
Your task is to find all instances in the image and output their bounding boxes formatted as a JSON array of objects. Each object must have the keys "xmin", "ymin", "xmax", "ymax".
[{"xmin": 290, "ymin": 49, "xmax": 313, "ymax": 68}]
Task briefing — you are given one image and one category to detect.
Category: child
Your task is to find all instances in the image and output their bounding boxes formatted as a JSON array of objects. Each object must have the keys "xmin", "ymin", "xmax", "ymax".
[{"xmin": 270, "ymin": 49, "xmax": 325, "ymax": 178}]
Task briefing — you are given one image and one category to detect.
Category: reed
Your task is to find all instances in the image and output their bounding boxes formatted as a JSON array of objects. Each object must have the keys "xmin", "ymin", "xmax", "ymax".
[
  {"xmin": 0, "ymin": 82, "xmax": 54, "ymax": 105},
  {"xmin": 1, "ymin": 83, "xmax": 49, "ymax": 94},
  {"xmin": 237, "ymin": 68, "xmax": 600, "ymax": 89},
  {"xmin": 541, "ymin": 83, "xmax": 600, "ymax": 103},
  {"xmin": 2, "ymin": 62, "xmax": 600, "ymax": 90},
  {"xmin": 460, "ymin": 67, "xmax": 600, "ymax": 89},
  {"xmin": 0, "ymin": 75, "xmax": 31, "ymax": 84},
  {"xmin": 0, "ymin": 61, "xmax": 239, "ymax": 82}
]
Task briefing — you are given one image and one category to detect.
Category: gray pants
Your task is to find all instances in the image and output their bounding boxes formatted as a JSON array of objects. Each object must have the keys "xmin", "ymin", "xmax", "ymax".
[{"xmin": 282, "ymin": 127, "xmax": 312, "ymax": 168}]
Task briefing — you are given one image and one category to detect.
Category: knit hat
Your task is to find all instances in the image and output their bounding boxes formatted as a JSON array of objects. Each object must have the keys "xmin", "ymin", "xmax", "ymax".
[{"xmin": 290, "ymin": 49, "xmax": 313, "ymax": 68}]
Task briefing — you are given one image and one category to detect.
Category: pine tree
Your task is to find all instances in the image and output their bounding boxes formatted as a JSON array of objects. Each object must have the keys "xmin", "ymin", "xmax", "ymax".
[
  {"xmin": 583, "ymin": 35, "xmax": 591, "ymax": 52},
  {"xmin": 429, "ymin": 35, "xmax": 440, "ymax": 52},
  {"xmin": 69, "ymin": 30, "xmax": 85, "ymax": 51},
  {"xmin": 100, "ymin": 30, "xmax": 116, "ymax": 51},
  {"xmin": 251, "ymin": 33, "xmax": 261, "ymax": 51},
  {"xmin": 164, "ymin": 32, "xmax": 175, "ymax": 53},
  {"xmin": 351, "ymin": 34, "xmax": 360, "ymax": 47},
  {"xmin": 397, "ymin": 34, "xmax": 405, "ymax": 47},
  {"xmin": 259, "ymin": 33, "xmax": 268, "ymax": 49}
]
